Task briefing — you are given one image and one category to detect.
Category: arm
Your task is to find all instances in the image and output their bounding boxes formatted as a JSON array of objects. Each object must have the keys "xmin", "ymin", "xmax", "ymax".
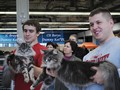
[{"xmin": 34, "ymin": 65, "xmax": 43, "ymax": 77}]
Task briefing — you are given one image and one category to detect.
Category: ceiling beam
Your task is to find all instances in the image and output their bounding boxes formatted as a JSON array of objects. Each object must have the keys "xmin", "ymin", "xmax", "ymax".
[
  {"xmin": 93, "ymin": 0, "xmax": 115, "ymax": 9},
  {"xmin": 0, "ymin": 11, "xmax": 120, "ymax": 15}
]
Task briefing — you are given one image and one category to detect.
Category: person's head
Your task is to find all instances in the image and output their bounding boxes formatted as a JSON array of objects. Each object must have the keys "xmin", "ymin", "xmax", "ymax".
[
  {"xmin": 63, "ymin": 40, "xmax": 78, "ymax": 56},
  {"xmin": 46, "ymin": 42, "xmax": 56, "ymax": 51},
  {"xmin": 69, "ymin": 34, "xmax": 78, "ymax": 43},
  {"xmin": 22, "ymin": 19, "xmax": 41, "ymax": 45},
  {"xmin": 89, "ymin": 7, "xmax": 114, "ymax": 43}
]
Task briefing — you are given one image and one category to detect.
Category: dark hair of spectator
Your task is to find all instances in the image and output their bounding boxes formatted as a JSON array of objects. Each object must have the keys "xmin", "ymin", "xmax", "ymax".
[
  {"xmin": 46, "ymin": 42, "xmax": 57, "ymax": 49},
  {"xmin": 64, "ymin": 40, "xmax": 78, "ymax": 54},
  {"xmin": 22, "ymin": 19, "xmax": 41, "ymax": 33}
]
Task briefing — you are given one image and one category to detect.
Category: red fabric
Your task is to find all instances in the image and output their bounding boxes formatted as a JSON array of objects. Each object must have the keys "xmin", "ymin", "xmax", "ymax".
[{"xmin": 14, "ymin": 43, "xmax": 47, "ymax": 90}]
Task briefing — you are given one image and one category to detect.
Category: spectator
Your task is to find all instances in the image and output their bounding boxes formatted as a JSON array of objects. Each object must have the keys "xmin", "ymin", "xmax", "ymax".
[
  {"xmin": 69, "ymin": 34, "xmax": 78, "ymax": 43},
  {"xmin": 83, "ymin": 7, "xmax": 120, "ymax": 90},
  {"xmin": 69, "ymin": 34, "xmax": 89, "ymax": 60},
  {"xmin": 7, "ymin": 19, "xmax": 47, "ymax": 90},
  {"xmin": 46, "ymin": 42, "xmax": 57, "ymax": 51}
]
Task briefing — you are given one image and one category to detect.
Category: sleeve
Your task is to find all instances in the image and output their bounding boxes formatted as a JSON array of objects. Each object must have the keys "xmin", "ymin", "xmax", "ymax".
[
  {"xmin": 37, "ymin": 54, "xmax": 44, "ymax": 67},
  {"xmin": 82, "ymin": 84, "xmax": 104, "ymax": 90},
  {"xmin": 83, "ymin": 55, "xmax": 87, "ymax": 62}
]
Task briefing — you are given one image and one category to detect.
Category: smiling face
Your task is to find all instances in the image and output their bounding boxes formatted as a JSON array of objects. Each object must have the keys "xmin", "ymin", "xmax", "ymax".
[{"xmin": 89, "ymin": 13, "xmax": 114, "ymax": 43}]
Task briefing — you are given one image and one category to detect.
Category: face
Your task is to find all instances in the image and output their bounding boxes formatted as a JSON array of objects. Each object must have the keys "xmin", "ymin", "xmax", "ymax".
[
  {"xmin": 23, "ymin": 25, "xmax": 39, "ymax": 43},
  {"xmin": 63, "ymin": 42, "xmax": 73, "ymax": 56},
  {"xmin": 90, "ymin": 66, "xmax": 104, "ymax": 84},
  {"xmin": 69, "ymin": 36, "xmax": 77, "ymax": 43},
  {"xmin": 89, "ymin": 13, "xmax": 114, "ymax": 43},
  {"xmin": 46, "ymin": 45, "xmax": 54, "ymax": 51}
]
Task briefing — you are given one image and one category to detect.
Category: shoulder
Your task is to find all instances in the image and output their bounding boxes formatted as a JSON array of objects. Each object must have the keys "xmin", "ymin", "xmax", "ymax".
[
  {"xmin": 72, "ymin": 55, "xmax": 82, "ymax": 61},
  {"xmin": 114, "ymin": 37, "xmax": 120, "ymax": 44},
  {"xmin": 114, "ymin": 37, "xmax": 120, "ymax": 41},
  {"xmin": 32, "ymin": 43, "xmax": 47, "ymax": 50},
  {"xmin": 111, "ymin": 37, "xmax": 120, "ymax": 44},
  {"xmin": 32, "ymin": 43, "xmax": 47, "ymax": 56},
  {"xmin": 110, "ymin": 37, "xmax": 120, "ymax": 50}
]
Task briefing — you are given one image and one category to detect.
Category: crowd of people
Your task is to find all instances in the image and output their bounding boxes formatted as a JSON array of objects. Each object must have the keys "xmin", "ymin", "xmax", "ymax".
[{"xmin": 1, "ymin": 7, "xmax": 120, "ymax": 90}]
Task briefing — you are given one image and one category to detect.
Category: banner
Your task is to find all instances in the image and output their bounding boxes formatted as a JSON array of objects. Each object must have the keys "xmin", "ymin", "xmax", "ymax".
[
  {"xmin": 38, "ymin": 31, "xmax": 64, "ymax": 44},
  {"xmin": 0, "ymin": 34, "xmax": 17, "ymax": 47}
]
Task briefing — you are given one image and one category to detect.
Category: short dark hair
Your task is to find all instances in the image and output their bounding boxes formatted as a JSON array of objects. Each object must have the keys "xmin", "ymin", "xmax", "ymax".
[
  {"xmin": 46, "ymin": 42, "xmax": 57, "ymax": 49},
  {"xmin": 89, "ymin": 7, "xmax": 112, "ymax": 20},
  {"xmin": 22, "ymin": 19, "xmax": 41, "ymax": 33}
]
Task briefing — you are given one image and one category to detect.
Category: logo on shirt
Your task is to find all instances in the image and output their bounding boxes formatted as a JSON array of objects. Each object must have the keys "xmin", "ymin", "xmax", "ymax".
[{"xmin": 86, "ymin": 53, "xmax": 110, "ymax": 62}]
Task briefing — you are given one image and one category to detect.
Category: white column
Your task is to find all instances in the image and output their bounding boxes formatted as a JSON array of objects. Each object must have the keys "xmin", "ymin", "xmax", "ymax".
[{"xmin": 16, "ymin": 0, "xmax": 29, "ymax": 39}]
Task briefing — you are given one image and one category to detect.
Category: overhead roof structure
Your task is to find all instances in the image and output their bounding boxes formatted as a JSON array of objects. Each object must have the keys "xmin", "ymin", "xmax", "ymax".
[{"xmin": 0, "ymin": 0, "xmax": 120, "ymax": 34}]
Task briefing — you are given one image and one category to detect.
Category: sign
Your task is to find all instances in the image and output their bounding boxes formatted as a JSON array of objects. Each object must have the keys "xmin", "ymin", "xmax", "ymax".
[
  {"xmin": 0, "ymin": 34, "xmax": 17, "ymax": 47},
  {"xmin": 38, "ymin": 31, "xmax": 64, "ymax": 44}
]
